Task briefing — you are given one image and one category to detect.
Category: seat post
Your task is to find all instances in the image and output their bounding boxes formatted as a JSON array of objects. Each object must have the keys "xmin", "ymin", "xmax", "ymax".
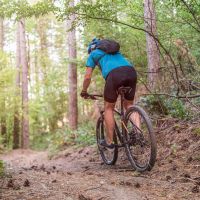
[
  {"xmin": 117, "ymin": 86, "xmax": 132, "ymax": 119},
  {"xmin": 120, "ymin": 92, "xmax": 124, "ymax": 119}
]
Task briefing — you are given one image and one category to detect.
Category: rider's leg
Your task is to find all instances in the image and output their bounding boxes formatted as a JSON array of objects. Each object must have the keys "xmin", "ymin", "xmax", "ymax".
[
  {"xmin": 104, "ymin": 101, "xmax": 116, "ymax": 144},
  {"xmin": 123, "ymin": 99, "xmax": 133, "ymax": 110},
  {"xmin": 124, "ymin": 99, "xmax": 140, "ymax": 128}
]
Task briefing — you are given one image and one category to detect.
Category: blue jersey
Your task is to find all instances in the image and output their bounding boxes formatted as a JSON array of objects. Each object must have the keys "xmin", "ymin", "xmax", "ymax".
[{"xmin": 86, "ymin": 49, "xmax": 133, "ymax": 79}]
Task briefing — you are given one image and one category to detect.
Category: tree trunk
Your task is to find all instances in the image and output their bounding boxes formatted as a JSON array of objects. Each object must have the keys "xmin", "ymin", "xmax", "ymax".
[
  {"xmin": 0, "ymin": 18, "xmax": 7, "ymax": 146},
  {"xmin": 13, "ymin": 21, "xmax": 21, "ymax": 149},
  {"xmin": 20, "ymin": 19, "xmax": 29, "ymax": 149},
  {"xmin": 67, "ymin": 0, "xmax": 78, "ymax": 130},
  {"xmin": 0, "ymin": 18, "xmax": 4, "ymax": 50},
  {"xmin": 144, "ymin": 0, "xmax": 160, "ymax": 90}
]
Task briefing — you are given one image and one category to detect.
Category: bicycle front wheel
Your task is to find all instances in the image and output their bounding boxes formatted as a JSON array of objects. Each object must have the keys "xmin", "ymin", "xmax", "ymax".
[
  {"xmin": 96, "ymin": 117, "xmax": 118, "ymax": 165},
  {"xmin": 124, "ymin": 105, "xmax": 157, "ymax": 171}
]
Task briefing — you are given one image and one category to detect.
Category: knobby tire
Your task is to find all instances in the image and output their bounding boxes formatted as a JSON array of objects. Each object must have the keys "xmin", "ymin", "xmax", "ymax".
[
  {"xmin": 124, "ymin": 105, "xmax": 157, "ymax": 171},
  {"xmin": 96, "ymin": 117, "xmax": 118, "ymax": 165}
]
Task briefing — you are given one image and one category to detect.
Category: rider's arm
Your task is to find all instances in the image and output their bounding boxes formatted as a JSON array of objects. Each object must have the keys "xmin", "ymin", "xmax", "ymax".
[
  {"xmin": 81, "ymin": 50, "xmax": 101, "ymax": 93},
  {"xmin": 82, "ymin": 67, "xmax": 93, "ymax": 92}
]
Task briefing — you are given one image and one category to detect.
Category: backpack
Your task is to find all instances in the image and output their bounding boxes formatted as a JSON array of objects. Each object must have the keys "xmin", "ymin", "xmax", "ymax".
[{"xmin": 96, "ymin": 39, "xmax": 120, "ymax": 54}]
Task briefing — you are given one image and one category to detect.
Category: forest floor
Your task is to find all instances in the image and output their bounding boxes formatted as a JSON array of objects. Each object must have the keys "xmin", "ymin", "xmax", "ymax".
[{"xmin": 0, "ymin": 119, "xmax": 200, "ymax": 200}]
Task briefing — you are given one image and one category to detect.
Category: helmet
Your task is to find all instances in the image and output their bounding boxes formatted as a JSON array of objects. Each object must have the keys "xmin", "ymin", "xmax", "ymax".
[{"xmin": 87, "ymin": 38, "xmax": 100, "ymax": 54}]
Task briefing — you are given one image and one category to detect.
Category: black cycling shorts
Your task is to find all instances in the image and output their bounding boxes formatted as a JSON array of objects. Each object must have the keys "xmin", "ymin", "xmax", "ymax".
[{"xmin": 104, "ymin": 66, "xmax": 137, "ymax": 103}]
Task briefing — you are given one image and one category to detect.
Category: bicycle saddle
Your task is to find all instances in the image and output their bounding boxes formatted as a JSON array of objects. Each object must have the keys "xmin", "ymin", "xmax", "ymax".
[{"xmin": 117, "ymin": 86, "xmax": 132, "ymax": 95}]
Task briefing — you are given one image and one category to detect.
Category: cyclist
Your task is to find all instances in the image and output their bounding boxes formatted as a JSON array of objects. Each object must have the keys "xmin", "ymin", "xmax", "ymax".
[{"xmin": 80, "ymin": 38, "xmax": 137, "ymax": 149}]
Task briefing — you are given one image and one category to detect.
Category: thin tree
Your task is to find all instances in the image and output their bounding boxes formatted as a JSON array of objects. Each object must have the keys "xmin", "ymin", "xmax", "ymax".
[
  {"xmin": 20, "ymin": 19, "xmax": 29, "ymax": 149},
  {"xmin": 13, "ymin": 21, "xmax": 21, "ymax": 149},
  {"xmin": 0, "ymin": 18, "xmax": 3, "ymax": 50},
  {"xmin": 67, "ymin": 0, "xmax": 78, "ymax": 130},
  {"xmin": 0, "ymin": 18, "xmax": 7, "ymax": 145},
  {"xmin": 144, "ymin": 0, "xmax": 160, "ymax": 90}
]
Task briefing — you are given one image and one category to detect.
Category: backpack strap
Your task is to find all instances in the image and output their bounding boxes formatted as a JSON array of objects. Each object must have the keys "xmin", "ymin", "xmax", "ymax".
[{"xmin": 93, "ymin": 53, "xmax": 106, "ymax": 70}]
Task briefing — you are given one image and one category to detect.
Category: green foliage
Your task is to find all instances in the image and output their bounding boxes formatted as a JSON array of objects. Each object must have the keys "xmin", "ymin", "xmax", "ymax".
[
  {"xmin": 47, "ymin": 122, "xmax": 96, "ymax": 154},
  {"xmin": 140, "ymin": 95, "xmax": 189, "ymax": 119},
  {"xmin": 0, "ymin": 0, "xmax": 199, "ymax": 151},
  {"xmin": 164, "ymin": 98, "xmax": 189, "ymax": 119},
  {"xmin": 0, "ymin": 0, "xmax": 55, "ymax": 19},
  {"xmin": 29, "ymin": 62, "xmax": 69, "ymax": 135},
  {"xmin": 30, "ymin": 132, "xmax": 51, "ymax": 150},
  {"xmin": 30, "ymin": 121, "xmax": 96, "ymax": 152},
  {"xmin": 0, "ymin": 51, "xmax": 16, "ymax": 147},
  {"xmin": 192, "ymin": 127, "xmax": 200, "ymax": 136},
  {"xmin": 140, "ymin": 95, "xmax": 168, "ymax": 115},
  {"xmin": 0, "ymin": 160, "xmax": 5, "ymax": 177}
]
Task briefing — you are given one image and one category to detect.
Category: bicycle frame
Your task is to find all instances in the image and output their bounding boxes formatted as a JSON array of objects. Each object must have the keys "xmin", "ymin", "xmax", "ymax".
[
  {"xmin": 86, "ymin": 93, "xmax": 130, "ymax": 147},
  {"xmin": 114, "ymin": 92, "xmax": 130, "ymax": 146}
]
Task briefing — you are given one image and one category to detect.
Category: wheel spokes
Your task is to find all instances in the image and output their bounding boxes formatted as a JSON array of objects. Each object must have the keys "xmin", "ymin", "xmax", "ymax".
[{"xmin": 126, "ymin": 111, "xmax": 152, "ymax": 168}]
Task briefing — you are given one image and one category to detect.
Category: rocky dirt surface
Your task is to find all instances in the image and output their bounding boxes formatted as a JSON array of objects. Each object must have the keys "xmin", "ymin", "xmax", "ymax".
[{"xmin": 0, "ymin": 119, "xmax": 200, "ymax": 200}]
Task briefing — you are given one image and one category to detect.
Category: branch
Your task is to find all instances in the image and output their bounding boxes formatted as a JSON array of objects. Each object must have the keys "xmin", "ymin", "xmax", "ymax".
[
  {"xmin": 144, "ymin": 93, "xmax": 200, "ymax": 99},
  {"xmin": 75, "ymin": 12, "xmax": 149, "ymax": 34},
  {"xmin": 180, "ymin": 0, "xmax": 200, "ymax": 29},
  {"xmin": 180, "ymin": 16, "xmax": 200, "ymax": 33},
  {"xmin": 185, "ymin": 97, "xmax": 200, "ymax": 111},
  {"xmin": 75, "ymin": 12, "xmax": 181, "ymax": 91}
]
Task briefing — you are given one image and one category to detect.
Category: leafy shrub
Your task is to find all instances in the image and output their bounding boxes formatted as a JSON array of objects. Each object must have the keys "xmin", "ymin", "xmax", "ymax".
[
  {"xmin": 43, "ymin": 121, "xmax": 96, "ymax": 154},
  {"xmin": 30, "ymin": 132, "xmax": 51, "ymax": 150},
  {"xmin": 139, "ymin": 95, "xmax": 168, "ymax": 115},
  {"xmin": 139, "ymin": 95, "xmax": 189, "ymax": 119},
  {"xmin": 164, "ymin": 98, "xmax": 189, "ymax": 119}
]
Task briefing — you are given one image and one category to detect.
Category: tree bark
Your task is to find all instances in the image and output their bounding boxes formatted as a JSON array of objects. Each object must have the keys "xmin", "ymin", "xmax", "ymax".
[
  {"xmin": 0, "ymin": 18, "xmax": 7, "ymax": 146},
  {"xmin": 20, "ymin": 19, "xmax": 29, "ymax": 149},
  {"xmin": 13, "ymin": 21, "xmax": 21, "ymax": 149},
  {"xmin": 144, "ymin": 0, "xmax": 160, "ymax": 90},
  {"xmin": 67, "ymin": 0, "xmax": 78, "ymax": 130},
  {"xmin": 0, "ymin": 18, "xmax": 4, "ymax": 50}
]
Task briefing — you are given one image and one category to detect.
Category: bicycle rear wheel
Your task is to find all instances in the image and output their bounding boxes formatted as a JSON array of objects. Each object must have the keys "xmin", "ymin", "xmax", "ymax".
[
  {"xmin": 124, "ymin": 105, "xmax": 157, "ymax": 171},
  {"xmin": 96, "ymin": 117, "xmax": 118, "ymax": 165}
]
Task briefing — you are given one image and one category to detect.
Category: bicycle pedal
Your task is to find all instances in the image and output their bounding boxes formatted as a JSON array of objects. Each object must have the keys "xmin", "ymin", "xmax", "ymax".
[{"xmin": 99, "ymin": 146, "xmax": 115, "ymax": 152}]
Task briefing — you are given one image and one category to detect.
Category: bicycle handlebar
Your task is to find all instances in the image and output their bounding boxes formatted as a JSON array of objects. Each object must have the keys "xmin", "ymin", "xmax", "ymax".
[{"xmin": 83, "ymin": 94, "xmax": 103, "ymax": 100}]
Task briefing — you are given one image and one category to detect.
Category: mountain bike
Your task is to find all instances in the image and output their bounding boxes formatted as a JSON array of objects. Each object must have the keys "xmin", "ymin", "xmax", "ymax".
[{"xmin": 86, "ymin": 86, "xmax": 157, "ymax": 172}]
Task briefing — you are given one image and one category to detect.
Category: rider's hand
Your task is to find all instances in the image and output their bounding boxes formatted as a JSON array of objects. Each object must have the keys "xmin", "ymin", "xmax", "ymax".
[{"xmin": 80, "ymin": 90, "xmax": 89, "ymax": 99}]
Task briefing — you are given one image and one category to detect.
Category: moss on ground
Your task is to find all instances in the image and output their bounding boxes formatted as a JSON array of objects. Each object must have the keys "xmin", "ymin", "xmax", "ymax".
[{"xmin": 192, "ymin": 127, "xmax": 200, "ymax": 136}]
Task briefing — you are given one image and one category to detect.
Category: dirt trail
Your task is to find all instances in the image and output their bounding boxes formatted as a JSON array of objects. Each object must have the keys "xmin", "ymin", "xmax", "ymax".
[{"xmin": 0, "ymin": 144, "xmax": 199, "ymax": 200}]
